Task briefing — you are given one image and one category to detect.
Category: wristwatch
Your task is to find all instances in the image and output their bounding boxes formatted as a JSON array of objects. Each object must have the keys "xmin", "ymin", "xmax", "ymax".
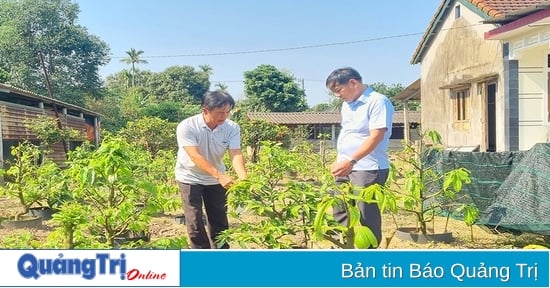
[{"xmin": 350, "ymin": 159, "xmax": 357, "ymax": 165}]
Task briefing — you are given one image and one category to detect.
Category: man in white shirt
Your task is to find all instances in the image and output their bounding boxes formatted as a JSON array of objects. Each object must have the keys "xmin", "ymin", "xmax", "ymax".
[
  {"xmin": 175, "ymin": 90, "xmax": 247, "ymax": 249},
  {"xmin": 326, "ymin": 67, "xmax": 394, "ymax": 248}
]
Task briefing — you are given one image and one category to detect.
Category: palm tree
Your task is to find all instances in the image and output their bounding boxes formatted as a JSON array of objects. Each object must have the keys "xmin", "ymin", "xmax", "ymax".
[
  {"xmin": 120, "ymin": 48, "xmax": 148, "ymax": 87},
  {"xmin": 215, "ymin": 82, "xmax": 228, "ymax": 92},
  {"xmin": 119, "ymin": 69, "xmax": 133, "ymax": 89},
  {"xmin": 199, "ymin": 64, "xmax": 213, "ymax": 76}
]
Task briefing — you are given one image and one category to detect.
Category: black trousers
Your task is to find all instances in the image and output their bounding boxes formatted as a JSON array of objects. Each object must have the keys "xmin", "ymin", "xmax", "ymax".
[
  {"xmin": 178, "ymin": 182, "xmax": 229, "ymax": 249},
  {"xmin": 333, "ymin": 169, "xmax": 389, "ymax": 247}
]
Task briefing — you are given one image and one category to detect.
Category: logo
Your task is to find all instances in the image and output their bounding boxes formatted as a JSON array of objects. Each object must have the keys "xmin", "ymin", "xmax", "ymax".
[{"xmin": 17, "ymin": 253, "xmax": 167, "ymax": 281}]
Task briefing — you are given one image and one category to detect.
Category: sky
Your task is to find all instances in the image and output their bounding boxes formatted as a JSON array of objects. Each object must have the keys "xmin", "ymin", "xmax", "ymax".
[{"xmin": 74, "ymin": 0, "xmax": 442, "ymax": 107}]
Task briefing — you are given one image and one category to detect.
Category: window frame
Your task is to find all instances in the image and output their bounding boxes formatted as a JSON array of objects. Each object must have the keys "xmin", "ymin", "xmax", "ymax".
[{"xmin": 451, "ymin": 87, "xmax": 470, "ymax": 123}]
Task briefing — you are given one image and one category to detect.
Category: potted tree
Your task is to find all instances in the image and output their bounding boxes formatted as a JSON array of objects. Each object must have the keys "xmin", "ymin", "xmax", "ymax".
[
  {"xmin": 64, "ymin": 137, "xmax": 154, "ymax": 247},
  {"xmin": 26, "ymin": 157, "xmax": 64, "ymax": 221},
  {"xmin": 0, "ymin": 141, "xmax": 46, "ymax": 228},
  {"xmin": 389, "ymin": 130, "xmax": 473, "ymax": 244},
  {"xmin": 221, "ymin": 142, "xmax": 322, "ymax": 249},
  {"xmin": 20, "ymin": 115, "xmax": 83, "ymax": 221}
]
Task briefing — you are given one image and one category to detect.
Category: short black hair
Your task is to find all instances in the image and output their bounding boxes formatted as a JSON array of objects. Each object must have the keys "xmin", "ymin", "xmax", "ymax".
[
  {"xmin": 202, "ymin": 90, "xmax": 236, "ymax": 110},
  {"xmin": 325, "ymin": 67, "xmax": 363, "ymax": 90}
]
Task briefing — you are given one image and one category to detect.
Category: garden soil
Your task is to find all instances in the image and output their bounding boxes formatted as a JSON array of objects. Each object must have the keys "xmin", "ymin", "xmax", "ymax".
[{"xmin": 0, "ymin": 196, "xmax": 545, "ymax": 249}]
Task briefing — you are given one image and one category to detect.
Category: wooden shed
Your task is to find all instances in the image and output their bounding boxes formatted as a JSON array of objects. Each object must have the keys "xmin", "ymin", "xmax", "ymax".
[{"xmin": 0, "ymin": 83, "xmax": 101, "ymax": 167}]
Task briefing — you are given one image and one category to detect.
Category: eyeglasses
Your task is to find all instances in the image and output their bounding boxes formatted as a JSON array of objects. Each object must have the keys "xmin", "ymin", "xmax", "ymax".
[
  {"xmin": 332, "ymin": 86, "xmax": 344, "ymax": 94},
  {"xmin": 207, "ymin": 108, "xmax": 232, "ymax": 116}
]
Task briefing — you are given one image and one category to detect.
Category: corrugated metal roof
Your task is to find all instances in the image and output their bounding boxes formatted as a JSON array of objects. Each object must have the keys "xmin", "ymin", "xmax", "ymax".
[
  {"xmin": 0, "ymin": 83, "xmax": 101, "ymax": 117},
  {"xmin": 394, "ymin": 79, "xmax": 420, "ymax": 101},
  {"xmin": 247, "ymin": 111, "xmax": 421, "ymax": 125}
]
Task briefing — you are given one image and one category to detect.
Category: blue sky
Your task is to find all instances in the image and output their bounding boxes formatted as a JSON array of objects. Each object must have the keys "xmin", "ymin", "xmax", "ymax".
[{"xmin": 75, "ymin": 0, "xmax": 441, "ymax": 106}]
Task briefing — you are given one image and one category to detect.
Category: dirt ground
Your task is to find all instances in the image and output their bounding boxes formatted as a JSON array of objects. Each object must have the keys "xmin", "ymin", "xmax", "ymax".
[{"xmin": 0, "ymin": 196, "xmax": 547, "ymax": 249}]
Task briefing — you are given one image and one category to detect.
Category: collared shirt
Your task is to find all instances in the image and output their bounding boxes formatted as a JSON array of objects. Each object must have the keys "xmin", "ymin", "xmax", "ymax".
[
  {"xmin": 175, "ymin": 113, "xmax": 241, "ymax": 185},
  {"xmin": 337, "ymin": 86, "xmax": 394, "ymax": 170}
]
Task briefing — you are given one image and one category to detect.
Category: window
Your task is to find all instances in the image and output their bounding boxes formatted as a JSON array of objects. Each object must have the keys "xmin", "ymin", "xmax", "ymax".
[
  {"xmin": 452, "ymin": 88, "xmax": 470, "ymax": 122},
  {"xmin": 455, "ymin": 5, "xmax": 461, "ymax": 18}
]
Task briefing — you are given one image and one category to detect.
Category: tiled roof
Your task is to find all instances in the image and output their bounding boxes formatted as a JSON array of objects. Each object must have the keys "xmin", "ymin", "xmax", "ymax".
[
  {"xmin": 393, "ymin": 111, "xmax": 421, "ymax": 124},
  {"xmin": 471, "ymin": 0, "xmax": 548, "ymax": 18},
  {"xmin": 411, "ymin": 0, "xmax": 549, "ymax": 64},
  {"xmin": 246, "ymin": 111, "xmax": 421, "ymax": 125},
  {"xmin": 247, "ymin": 112, "xmax": 341, "ymax": 125}
]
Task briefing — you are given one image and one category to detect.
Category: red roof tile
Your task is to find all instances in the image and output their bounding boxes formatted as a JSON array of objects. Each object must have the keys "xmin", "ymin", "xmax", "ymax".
[{"xmin": 471, "ymin": 0, "xmax": 548, "ymax": 18}]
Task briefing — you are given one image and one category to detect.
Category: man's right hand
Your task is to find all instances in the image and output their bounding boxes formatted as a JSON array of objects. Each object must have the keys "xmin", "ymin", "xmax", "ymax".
[
  {"xmin": 330, "ymin": 160, "xmax": 354, "ymax": 177},
  {"xmin": 217, "ymin": 173, "xmax": 234, "ymax": 189}
]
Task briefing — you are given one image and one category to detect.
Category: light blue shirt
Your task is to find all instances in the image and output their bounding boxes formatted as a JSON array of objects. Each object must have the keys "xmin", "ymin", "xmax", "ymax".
[
  {"xmin": 175, "ymin": 114, "xmax": 241, "ymax": 185},
  {"xmin": 337, "ymin": 86, "xmax": 394, "ymax": 170}
]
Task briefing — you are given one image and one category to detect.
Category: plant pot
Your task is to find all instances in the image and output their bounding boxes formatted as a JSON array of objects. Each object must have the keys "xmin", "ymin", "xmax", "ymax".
[
  {"xmin": 1, "ymin": 215, "xmax": 43, "ymax": 229},
  {"xmin": 29, "ymin": 206, "xmax": 55, "ymax": 220},
  {"xmin": 174, "ymin": 214, "xmax": 186, "ymax": 225},
  {"xmin": 113, "ymin": 230, "xmax": 150, "ymax": 248},
  {"xmin": 395, "ymin": 227, "xmax": 454, "ymax": 244}
]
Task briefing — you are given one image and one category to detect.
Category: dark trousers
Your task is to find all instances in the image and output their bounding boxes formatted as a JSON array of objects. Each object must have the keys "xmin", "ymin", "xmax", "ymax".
[
  {"xmin": 178, "ymin": 182, "xmax": 229, "ymax": 249},
  {"xmin": 333, "ymin": 169, "xmax": 389, "ymax": 246}
]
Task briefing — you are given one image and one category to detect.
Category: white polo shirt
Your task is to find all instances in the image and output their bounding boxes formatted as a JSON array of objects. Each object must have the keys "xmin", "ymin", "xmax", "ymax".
[
  {"xmin": 337, "ymin": 86, "xmax": 394, "ymax": 170},
  {"xmin": 175, "ymin": 113, "xmax": 241, "ymax": 185}
]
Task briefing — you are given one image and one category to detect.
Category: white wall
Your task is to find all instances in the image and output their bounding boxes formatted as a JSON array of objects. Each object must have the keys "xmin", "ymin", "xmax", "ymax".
[{"xmin": 517, "ymin": 44, "xmax": 549, "ymax": 150}]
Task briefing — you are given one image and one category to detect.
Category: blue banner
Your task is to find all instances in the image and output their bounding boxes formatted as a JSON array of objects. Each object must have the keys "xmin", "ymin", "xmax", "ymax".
[
  {"xmin": 1, "ymin": 249, "xmax": 547, "ymax": 287},
  {"xmin": 179, "ymin": 250, "xmax": 549, "ymax": 287}
]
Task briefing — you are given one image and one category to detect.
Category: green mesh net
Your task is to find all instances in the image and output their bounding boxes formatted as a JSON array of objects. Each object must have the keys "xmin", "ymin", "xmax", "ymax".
[{"xmin": 425, "ymin": 143, "xmax": 550, "ymax": 235}]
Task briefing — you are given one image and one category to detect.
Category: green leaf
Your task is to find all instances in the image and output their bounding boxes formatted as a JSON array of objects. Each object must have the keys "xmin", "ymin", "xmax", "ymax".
[
  {"xmin": 313, "ymin": 198, "xmax": 335, "ymax": 239},
  {"xmin": 354, "ymin": 226, "xmax": 378, "ymax": 249}
]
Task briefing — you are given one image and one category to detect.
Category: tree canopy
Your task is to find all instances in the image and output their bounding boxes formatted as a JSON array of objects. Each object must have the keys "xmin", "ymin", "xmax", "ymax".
[
  {"xmin": 145, "ymin": 66, "xmax": 210, "ymax": 104},
  {"xmin": 242, "ymin": 64, "xmax": 308, "ymax": 112},
  {"xmin": 98, "ymin": 65, "xmax": 208, "ymax": 131},
  {"xmin": 370, "ymin": 82, "xmax": 406, "ymax": 110},
  {"xmin": 0, "ymin": 0, "xmax": 110, "ymax": 105}
]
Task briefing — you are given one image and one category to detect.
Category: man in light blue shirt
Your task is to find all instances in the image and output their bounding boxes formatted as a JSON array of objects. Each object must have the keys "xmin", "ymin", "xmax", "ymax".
[{"xmin": 326, "ymin": 67, "xmax": 394, "ymax": 248}]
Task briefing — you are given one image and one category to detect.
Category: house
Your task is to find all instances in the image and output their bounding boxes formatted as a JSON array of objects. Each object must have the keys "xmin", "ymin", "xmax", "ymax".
[
  {"xmin": 246, "ymin": 111, "xmax": 420, "ymax": 150},
  {"xmin": 412, "ymin": 0, "xmax": 550, "ymax": 151},
  {"xmin": 0, "ymin": 83, "xmax": 101, "ymax": 166}
]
